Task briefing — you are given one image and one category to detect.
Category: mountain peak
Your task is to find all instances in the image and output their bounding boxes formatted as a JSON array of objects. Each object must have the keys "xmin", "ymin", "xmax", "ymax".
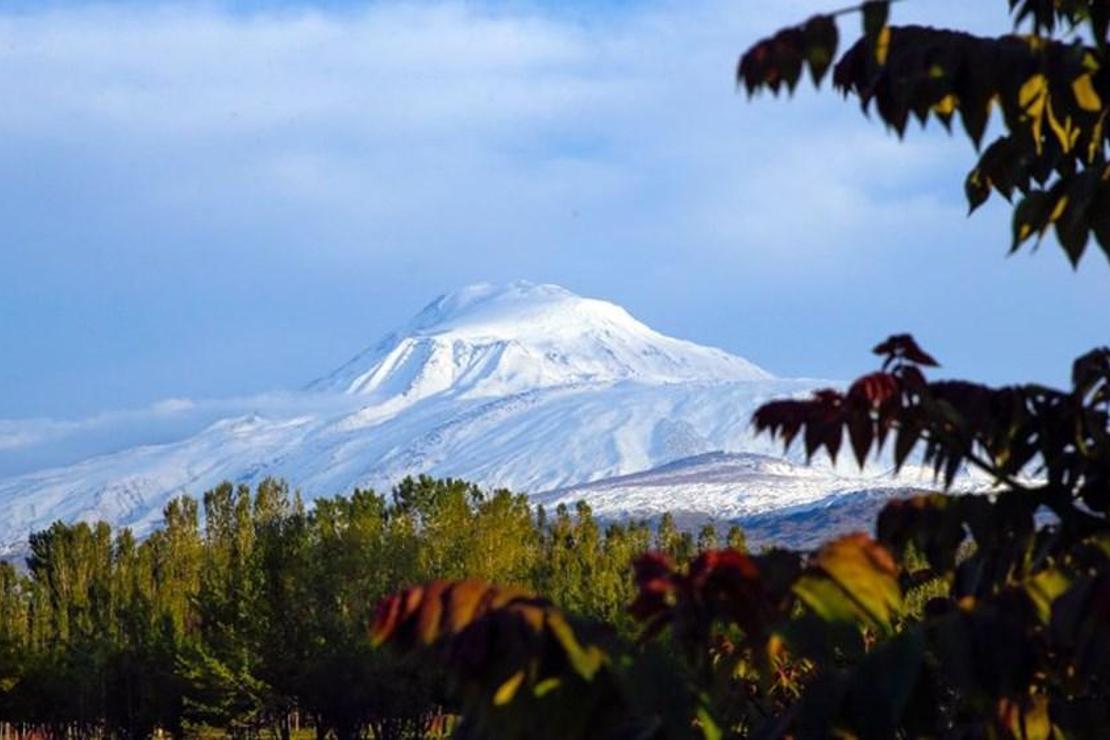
[
  {"xmin": 311, "ymin": 281, "xmax": 773, "ymax": 402},
  {"xmin": 406, "ymin": 281, "xmax": 635, "ymax": 339}
]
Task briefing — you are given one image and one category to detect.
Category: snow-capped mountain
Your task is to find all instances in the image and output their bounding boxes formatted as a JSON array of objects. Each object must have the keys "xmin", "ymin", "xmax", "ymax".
[
  {"xmin": 310, "ymin": 281, "xmax": 771, "ymax": 401},
  {"xmin": 0, "ymin": 281, "xmax": 937, "ymax": 553}
]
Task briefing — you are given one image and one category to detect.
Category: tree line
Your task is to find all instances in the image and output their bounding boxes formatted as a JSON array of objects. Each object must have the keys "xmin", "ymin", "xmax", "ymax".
[{"xmin": 0, "ymin": 475, "xmax": 744, "ymax": 739}]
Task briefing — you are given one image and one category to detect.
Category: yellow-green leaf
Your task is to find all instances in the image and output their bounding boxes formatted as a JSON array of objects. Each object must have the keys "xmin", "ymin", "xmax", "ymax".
[
  {"xmin": 875, "ymin": 26, "xmax": 891, "ymax": 66},
  {"xmin": 533, "ymin": 677, "xmax": 561, "ymax": 698},
  {"xmin": 547, "ymin": 613, "xmax": 606, "ymax": 680},
  {"xmin": 1073, "ymin": 73, "xmax": 1103, "ymax": 113},
  {"xmin": 1047, "ymin": 101, "xmax": 1080, "ymax": 153},
  {"xmin": 1019, "ymin": 74, "xmax": 1048, "ymax": 153},
  {"xmin": 794, "ymin": 534, "xmax": 901, "ymax": 634},
  {"xmin": 1050, "ymin": 193, "xmax": 1069, "ymax": 222},
  {"xmin": 997, "ymin": 694, "xmax": 1053, "ymax": 740},
  {"xmin": 934, "ymin": 93, "xmax": 958, "ymax": 116},
  {"xmin": 696, "ymin": 704, "xmax": 723, "ymax": 740},
  {"xmin": 493, "ymin": 670, "xmax": 526, "ymax": 706},
  {"xmin": 1025, "ymin": 568, "xmax": 1071, "ymax": 624}
]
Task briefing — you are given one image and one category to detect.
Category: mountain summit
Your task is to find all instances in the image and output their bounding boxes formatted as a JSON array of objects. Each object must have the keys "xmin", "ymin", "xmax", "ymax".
[
  {"xmin": 1, "ymin": 282, "xmax": 830, "ymax": 554},
  {"xmin": 311, "ymin": 281, "xmax": 772, "ymax": 403}
]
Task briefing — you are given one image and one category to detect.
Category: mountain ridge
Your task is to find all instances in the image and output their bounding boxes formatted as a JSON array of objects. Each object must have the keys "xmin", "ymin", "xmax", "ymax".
[{"xmin": 0, "ymin": 281, "xmax": 907, "ymax": 553}]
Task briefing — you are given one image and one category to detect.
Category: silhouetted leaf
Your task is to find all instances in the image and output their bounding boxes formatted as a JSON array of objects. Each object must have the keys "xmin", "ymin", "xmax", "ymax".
[
  {"xmin": 873, "ymin": 334, "xmax": 940, "ymax": 368},
  {"xmin": 1012, "ymin": 190, "xmax": 1054, "ymax": 249},
  {"xmin": 862, "ymin": 2, "xmax": 890, "ymax": 48},
  {"xmin": 848, "ymin": 410, "xmax": 874, "ymax": 468},
  {"xmin": 842, "ymin": 628, "xmax": 926, "ymax": 736},
  {"xmin": 1055, "ymin": 170, "xmax": 1099, "ymax": 266},
  {"xmin": 803, "ymin": 15, "xmax": 839, "ymax": 86}
]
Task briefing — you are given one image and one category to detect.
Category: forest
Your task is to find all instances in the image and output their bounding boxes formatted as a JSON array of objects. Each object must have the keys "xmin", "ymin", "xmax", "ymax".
[{"xmin": 0, "ymin": 476, "xmax": 740, "ymax": 738}]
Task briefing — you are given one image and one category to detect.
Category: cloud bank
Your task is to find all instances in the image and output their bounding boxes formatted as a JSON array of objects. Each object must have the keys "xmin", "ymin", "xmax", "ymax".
[{"xmin": 0, "ymin": 390, "xmax": 372, "ymax": 478}]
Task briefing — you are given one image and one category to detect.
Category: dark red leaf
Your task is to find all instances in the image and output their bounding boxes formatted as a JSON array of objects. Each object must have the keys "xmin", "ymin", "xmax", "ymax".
[{"xmin": 873, "ymin": 334, "xmax": 940, "ymax": 368}]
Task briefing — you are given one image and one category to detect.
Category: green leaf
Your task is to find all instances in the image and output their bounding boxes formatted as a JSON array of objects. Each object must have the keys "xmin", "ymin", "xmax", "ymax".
[
  {"xmin": 998, "ymin": 695, "xmax": 1053, "ymax": 740},
  {"xmin": 696, "ymin": 704, "xmax": 723, "ymax": 740},
  {"xmin": 1025, "ymin": 568, "xmax": 1071, "ymax": 625},
  {"xmin": 795, "ymin": 574, "xmax": 869, "ymax": 625},
  {"xmin": 547, "ymin": 613, "xmax": 606, "ymax": 680},
  {"xmin": 794, "ymin": 534, "xmax": 901, "ymax": 634},
  {"xmin": 494, "ymin": 670, "xmax": 526, "ymax": 706}
]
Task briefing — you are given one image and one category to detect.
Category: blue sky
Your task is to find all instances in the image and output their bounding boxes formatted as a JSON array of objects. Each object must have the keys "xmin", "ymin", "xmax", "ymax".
[{"xmin": 0, "ymin": 0, "xmax": 1106, "ymax": 433}]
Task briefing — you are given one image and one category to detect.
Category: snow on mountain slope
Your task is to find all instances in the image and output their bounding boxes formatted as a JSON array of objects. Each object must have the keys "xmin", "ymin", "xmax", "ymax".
[
  {"xmin": 0, "ymin": 380, "xmax": 821, "ymax": 553},
  {"xmin": 537, "ymin": 451, "xmax": 878, "ymax": 522},
  {"xmin": 0, "ymin": 415, "xmax": 318, "ymax": 552},
  {"xmin": 310, "ymin": 282, "xmax": 771, "ymax": 404},
  {"xmin": 0, "ymin": 281, "xmax": 889, "ymax": 553},
  {"xmin": 537, "ymin": 452, "xmax": 945, "ymax": 550},
  {"xmin": 539, "ymin": 452, "xmax": 1004, "ymax": 549}
]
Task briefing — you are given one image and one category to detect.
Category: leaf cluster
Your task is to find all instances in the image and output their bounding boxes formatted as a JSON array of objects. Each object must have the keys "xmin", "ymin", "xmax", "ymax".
[
  {"xmin": 738, "ymin": 0, "xmax": 1110, "ymax": 265},
  {"xmin": 372, "ymin": 580, "xmax": 618, "ymax": 739},
  {"xmin": 753, "ymin": 335, "xmax": 1110, "ymax": 519}
]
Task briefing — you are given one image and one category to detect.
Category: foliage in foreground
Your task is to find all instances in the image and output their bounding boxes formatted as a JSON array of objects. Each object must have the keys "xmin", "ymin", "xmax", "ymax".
[
  {"xmin": 738, "ymin": 0, "xmax": 1110, "ymax": 267},
  {"xmin": 372, "ymin": 2, "xmax": 1110, "ymax": 737},
  {"xmin": 373, "ymin": 340, "xmax": 1110, "ymax": 739}
]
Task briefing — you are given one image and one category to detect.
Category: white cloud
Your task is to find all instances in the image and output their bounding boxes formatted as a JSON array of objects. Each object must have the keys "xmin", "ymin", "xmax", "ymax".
[
  {"xmin": 0, "ymin": 391, "xmax": 364, "ymax": 477},
  {"xmin": 0, "ymin": 0, "xmax": 1098, "ymax": 424},
  {"xmin": 0, "ymin": 0, "xmax": 985, "ymax": 268},
  {"xmin": 149, "ymin": 397, "xmax": 197, "ymax": 413}
]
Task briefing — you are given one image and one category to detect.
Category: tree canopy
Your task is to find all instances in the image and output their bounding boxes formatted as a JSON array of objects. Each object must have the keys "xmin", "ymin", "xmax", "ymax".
[{"xmin": 0, "ymin": 476, "xmax": 689, "ymax": 738}]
